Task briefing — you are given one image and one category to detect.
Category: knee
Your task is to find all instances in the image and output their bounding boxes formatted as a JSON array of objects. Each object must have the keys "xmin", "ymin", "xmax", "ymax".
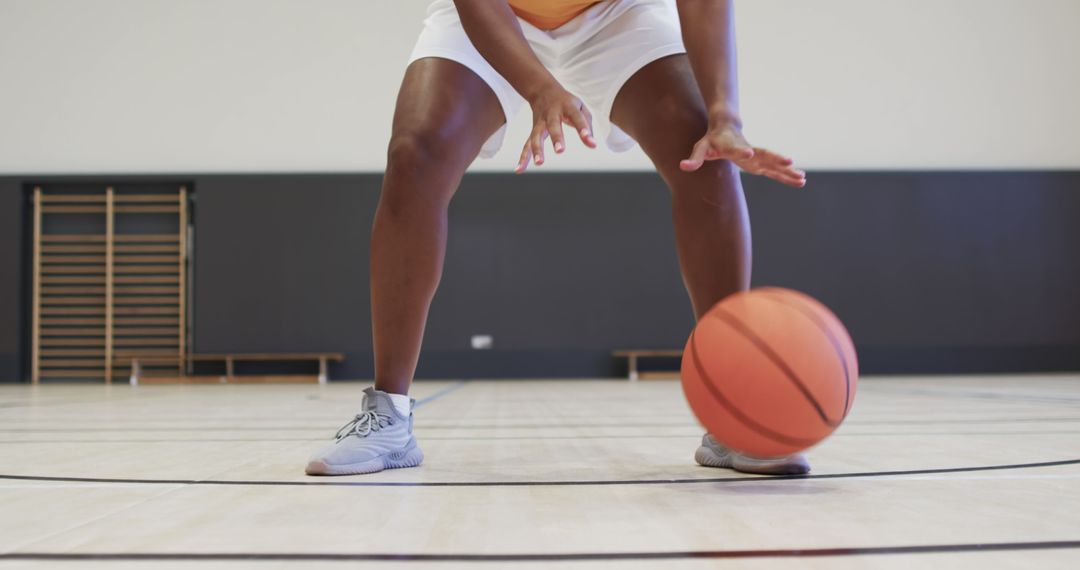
[
  {"xmin": 669, "ymin": 159, "xmax": 743, "ymax": 211},
  {"xmin": 386, "ymin": 131, "xmax": 432, "ymax": 180},
  {"xmin": 385, "ymin": 129, "xmax": 450, "ymax": 180},
  {"xmin": 654, "ymin": 90, "xmax": 710, "ymax": 142},
  {"xmin": 642, "ymin": 98, "xmax": 737, "ymax": 182},
  {"xmin": 650, "ymin": 100, "xmax": 743, "ymax": 190},
  {"xmin": 379, "ymin": 129, "xmax": 457, "ymax": 218}
]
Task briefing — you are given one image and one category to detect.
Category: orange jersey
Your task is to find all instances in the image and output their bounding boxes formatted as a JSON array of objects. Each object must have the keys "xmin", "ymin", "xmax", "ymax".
[{"xmin": 509, "ymin": 0, "xmax": 602, "ymax": 30}]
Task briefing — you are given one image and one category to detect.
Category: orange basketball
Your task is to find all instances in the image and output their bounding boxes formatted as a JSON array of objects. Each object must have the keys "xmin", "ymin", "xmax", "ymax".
[{"xmin": 681, "ymin": 287, "xmax": 858, "ymax": 458}]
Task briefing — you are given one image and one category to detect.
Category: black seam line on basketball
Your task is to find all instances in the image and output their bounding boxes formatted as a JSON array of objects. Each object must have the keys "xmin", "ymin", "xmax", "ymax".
[
  {"xmin": 4, "ymin": 541, "xmax": 1080, "ymax": 562},
  {"xmin": 756, "ymin": 290, "xmax": 852, "ymax": 420},
  {"xmin": 4, "ymin": 458, "xmax": 1077, "ymax": 488},
  {"xmin": 710, "ymin": 307, "xmax": 838, "ymax": 428},
  {"xmin": 755, "ymin": 290, "xmax": 852, "ymax": 418},
  {"xmin": 689, "ymin": 330, "xmax": 821, "ymax": 448}
]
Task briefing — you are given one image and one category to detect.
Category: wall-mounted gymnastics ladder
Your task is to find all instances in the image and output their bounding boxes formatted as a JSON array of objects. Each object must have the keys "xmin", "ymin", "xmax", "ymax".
[{"xmin": 31, "ymin": 185, "xmax": 189, "ymax": 383}]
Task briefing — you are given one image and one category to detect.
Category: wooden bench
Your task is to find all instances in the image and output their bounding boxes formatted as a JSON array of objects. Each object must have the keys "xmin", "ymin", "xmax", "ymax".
[
  {"xmin": 612, "ymin": 349, "xmax": 682, "ymax": 381},
  {"xmin": 129, "ymin": 352, "xmax": 345, "ymax": 385}
]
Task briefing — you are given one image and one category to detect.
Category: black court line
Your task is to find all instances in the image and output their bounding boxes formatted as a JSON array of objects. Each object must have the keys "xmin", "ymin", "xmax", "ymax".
[
  {"xmin": 881, "ymin": 387, "xmax": 1080, "ymax": 405},
  {"xmin": 0, "ymin": 381, "xmax": 469, "ymax": 412},
  {"xmin": 2, "ymin": 431, "xmax": 1080, "ymax": 444},
  {"xmin": 4, "ymin": 540, "xmax": 1080, "ymax": 562},
  {"xmin": 2, "ymin": 458, "xmax": 1078, "ymax": 488},
  {"xmin": 5, "ymin": 416, "xmax": 1080, "ymax": 432}
]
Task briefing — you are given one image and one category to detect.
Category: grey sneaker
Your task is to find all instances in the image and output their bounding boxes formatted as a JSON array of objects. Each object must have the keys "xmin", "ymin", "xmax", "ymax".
[
  {"xmin": 305, "ymin": 387, "xmax": 424, "ymax": 476},
  {"xmin": 694, "ymin": 434, "xmax": 810, "ymax": 475}
]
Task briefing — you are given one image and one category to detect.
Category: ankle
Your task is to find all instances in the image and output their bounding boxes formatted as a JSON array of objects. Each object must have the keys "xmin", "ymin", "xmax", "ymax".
[{"xmin": 383, "ymin": 391, "xmax": 412, "ymax": 417}]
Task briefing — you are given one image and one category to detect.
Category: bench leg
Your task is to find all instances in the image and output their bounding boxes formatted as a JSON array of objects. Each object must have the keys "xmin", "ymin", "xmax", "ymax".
[
  {"xmin": 318, "ymin": 357, "xmax": 328, "ymax": 385},
  {"xmin": 628, "ymin": 355, "xmax": 638, "ymax": 382},
  {"xmin": 225, "ymin": 356, "xmax": 234, "ymax": 383},
  {"xmin": 130, "ymin": 358, "xmax": 140, "ymax": 386}
]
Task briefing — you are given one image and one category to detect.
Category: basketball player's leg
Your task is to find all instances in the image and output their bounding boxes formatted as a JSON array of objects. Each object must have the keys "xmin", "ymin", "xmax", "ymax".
[
  {"xmin": 373, "ymin": 57, "xmax": 505, "ymax": 397},
  {"xmin": 306, "ymin": 57, "xmax": 504, "ymax": 476},
  {"xmin": 611, "ymin": 54, "xmax": 809, "ymax": 475},
  {"xmin": 611, "ymin": 54, "xmax": 748, "ymax": 319}
]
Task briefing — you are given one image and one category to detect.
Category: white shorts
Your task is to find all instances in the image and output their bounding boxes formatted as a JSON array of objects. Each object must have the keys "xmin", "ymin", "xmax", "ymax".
[{"xmin": 408, "ymin": 0, "xmax": 686, "ymax": 158}]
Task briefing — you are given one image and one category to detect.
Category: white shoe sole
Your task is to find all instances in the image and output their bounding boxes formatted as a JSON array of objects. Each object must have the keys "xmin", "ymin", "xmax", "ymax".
[
  {"xmin": 695, "ymin": 444, "xmax": 733, "ymax": 469},
  {"xmin": 306, "ymin": 443, "xmax": 424, "ymax": 476},
  {"xmin": 695, "ymin": 442, "xmax": 810, "ymax": 475}
]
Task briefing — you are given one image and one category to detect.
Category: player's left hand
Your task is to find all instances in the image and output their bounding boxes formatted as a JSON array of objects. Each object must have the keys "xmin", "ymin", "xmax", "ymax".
[{"xmin": 680, "ymin": 122, "xmax": 806, "ymax": 188}]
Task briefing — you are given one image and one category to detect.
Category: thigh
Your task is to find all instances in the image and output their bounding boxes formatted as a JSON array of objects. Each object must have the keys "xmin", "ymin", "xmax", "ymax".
[
  {"xmin": 609, "ymin": 54, "xmax": 710, "ymax": 175},
  {"xmin": 389, "ymin": 56, "xmax": 506, "ymax": 167},
  {"xmin": 553, "ymin": 0, "xmax": 684, "ymax": 152}
]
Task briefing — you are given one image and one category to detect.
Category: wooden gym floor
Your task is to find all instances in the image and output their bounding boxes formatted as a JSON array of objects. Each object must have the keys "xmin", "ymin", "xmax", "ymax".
[{"xmin": 1, "ymin": 375, "xmax": 1079, "ymax": 569}]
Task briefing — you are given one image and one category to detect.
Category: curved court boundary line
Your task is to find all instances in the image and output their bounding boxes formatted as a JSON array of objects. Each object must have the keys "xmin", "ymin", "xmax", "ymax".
[
  {"xmin": 3, "ymin": 540, "xmax": 1079, "ymax": 562},
  {"xmin": 2, "ymin": 458, "xmax": 1078, "ymax": 488}
]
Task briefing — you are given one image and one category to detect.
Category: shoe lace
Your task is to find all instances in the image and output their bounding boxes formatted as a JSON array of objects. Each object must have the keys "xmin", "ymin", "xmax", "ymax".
[{"xmin": 334, "ymin": 410, "xmax": 392, "ymax": 441}]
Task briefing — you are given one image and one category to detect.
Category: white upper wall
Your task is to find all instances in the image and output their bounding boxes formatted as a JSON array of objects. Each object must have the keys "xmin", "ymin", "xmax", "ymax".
[{"xmin": 1, "ymin": 0, "xmax": 1077, "ymax": 174}]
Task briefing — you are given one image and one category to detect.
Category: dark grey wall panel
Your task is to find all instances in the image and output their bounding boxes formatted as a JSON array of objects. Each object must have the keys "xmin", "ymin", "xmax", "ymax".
[
  {"xmin": 191, "ymin": 173, "xmax": 690, "ymax": 379},
  {"xmin": 420, "ymin": 172, "xmax": 690, "ymax": 378},
  {"xmin": 0, "ymin": 181, "xmax": 24, "ymax": 381},
  {"xmin": 748, "ymin": 172, "xmax": 1080, "ymax": 347},
  {"xmin": 190, "ymin": 171, "xmax": 1080, "ymax": 379},
  {"xmin": 3, "ymin": 171, "xmax": 1079, "ymax": 381},
  {"xmin": 744, "ymin": 172, "xmax": 1080, "ymax": 373},
  {"xmin": 430, "ymin": 172, "xmax": 689, "ymax": 350},
  {"xmin": 193, "ymin": 175, "xmax": 377, "ymax": 378}
]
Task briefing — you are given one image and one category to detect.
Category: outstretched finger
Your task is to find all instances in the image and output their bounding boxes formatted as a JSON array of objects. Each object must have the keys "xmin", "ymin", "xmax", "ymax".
[
  {"xmin": 531, "ymin": 126, "xmax": 547, "ymax": 167},
  {"xmin": 516, "ymin": 143, "xmax": 532, "ymax": 174},
  {"xmin": 547, "ymin": 113, "xmax": 567, "ymax": 154},
  {"xmin": 752, "ymin": 155, "xmax": 805, "ymax": 183},
  {"xmin": 763, "ymin": 169, "xmax": 807, "ymax": 188},
  {"xmin": 567, "ymin": 105, "xmax": 597, "ymax": 148},
  {"xmin": 754, "ymin": 148, "xmax": 794, "ymax": 167},
  {"xmin": 752, "ymin": 162, "xmax": 806, "ymax": 187},
  {"xmin": 680, "ymin": 138, "xmax": 711, "ymax": 172}
]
